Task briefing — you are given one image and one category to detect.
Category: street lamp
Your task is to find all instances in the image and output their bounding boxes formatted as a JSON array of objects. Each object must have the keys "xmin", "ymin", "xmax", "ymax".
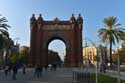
[
  {"xmin": 117, "ymin": 47, "xmax": 121, "ymax": 83},
  {"xmin": 83, "ymin": 38, "xmax": 98, "ymax": 83},
  {"xmin": 88, "ymin": 51, "xmax": 92, "ymax": 65}
]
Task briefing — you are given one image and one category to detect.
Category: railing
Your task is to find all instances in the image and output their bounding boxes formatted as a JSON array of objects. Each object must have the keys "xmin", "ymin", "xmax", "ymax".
[{"xmin": 72, "ymin": 69, "xmax": 94, "ymax": 83}]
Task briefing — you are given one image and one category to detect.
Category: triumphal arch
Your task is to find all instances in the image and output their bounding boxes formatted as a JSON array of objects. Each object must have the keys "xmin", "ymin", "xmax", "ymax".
[{"xmin": 29, "ymin": 14, "xmax": 83, "ymax": 67}]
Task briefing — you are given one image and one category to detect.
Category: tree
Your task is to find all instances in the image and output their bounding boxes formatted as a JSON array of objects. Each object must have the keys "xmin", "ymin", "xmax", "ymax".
[
  {"xmin": 118, "ymin": 46, "xmax": 125, "ymax": 64},
  {"xmin": 48, "ymin": 50, "xmax": 62, "ymax": 65},
  {"xmin": 19, "ymin": 49, "xmax": 29, "ymax": 65},
  {"xmin": 10, "ymin": 53, "xmax": 19, "ymax": 65},
  {"xmin": 98, "ymin": 16, "xmax": 125, "ymax": 66},
  {"xmin": 0, "ymin": 14, "xmax": 10, "ymax": 49},
  {"xmin": 122, "ymin": 35, "xmax": 125, "ymax": 48},
  {"xmin": 112, "ymin": 48, "xmax": 125, "ymax": 65}
]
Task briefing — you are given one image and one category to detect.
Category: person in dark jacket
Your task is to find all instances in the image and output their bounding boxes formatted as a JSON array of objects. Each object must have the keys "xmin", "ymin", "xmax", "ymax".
[
  {"xmin": 22, "ymin": 64, "xmax": 26, "ymax": 74},
  {"xmin": 12, "ymin": 65, "xmax": 18, "ymax": 80},
  {"xmin": 39, "ymin": 65, "xmax": 43, "ymax": 77}
]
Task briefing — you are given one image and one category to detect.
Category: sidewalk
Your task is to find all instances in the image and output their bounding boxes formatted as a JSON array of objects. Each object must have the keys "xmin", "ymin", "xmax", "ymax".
[
  {"xmin": 0, "ymin": 68, "xmax": 73, "ymax": 83},
  {"xmin": 103, "ymin": 69, "xmax": 125, "ymax": 80}
]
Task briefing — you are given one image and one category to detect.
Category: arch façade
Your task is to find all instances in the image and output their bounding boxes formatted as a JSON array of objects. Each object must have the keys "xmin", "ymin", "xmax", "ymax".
[{"xmin": 29, "ymin": 14, "xmax": 83, "ymax": 67}]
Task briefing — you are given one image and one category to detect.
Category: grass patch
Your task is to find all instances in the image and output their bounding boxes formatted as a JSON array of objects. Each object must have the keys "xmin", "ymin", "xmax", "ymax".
[
  {"xmin": 91, "ymin": 73, "xmax": 125, "ymax": 83},
  {"xmin": 120, "ymin": 67, "xmax": 125, "ymax": 71}
]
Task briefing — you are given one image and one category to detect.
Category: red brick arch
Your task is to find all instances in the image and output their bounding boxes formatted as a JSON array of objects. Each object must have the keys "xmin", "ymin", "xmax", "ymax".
[{"xmin": 29, "ymin": 14, "xmax": 83, "ymax": 67}]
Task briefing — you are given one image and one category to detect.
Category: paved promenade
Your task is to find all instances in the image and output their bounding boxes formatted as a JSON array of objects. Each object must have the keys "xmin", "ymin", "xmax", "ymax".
[
  {"xmin": 0, "ymin": 68, "xmax": 125, "ymax": 83},
  {"xmin": 0, "ymin": 68, "xmax": 73, "ymax": 83}
]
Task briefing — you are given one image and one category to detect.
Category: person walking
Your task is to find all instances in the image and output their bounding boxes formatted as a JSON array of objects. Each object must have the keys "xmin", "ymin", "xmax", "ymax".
[
  {"xmin": 12, "ymin": 65, "xmax": 18, "ymax": 80},
  {"xmin": 103, "ymin": 63, "xmax": 106, "ymax": 73},
  {"xmin": 52, "ymin": 64, "xmax": 57, "ymax": 71},
  {"xmin": 22, "ymin": 64, "xmax": 26, "ymax": 75},
  {"xmin": 4, "ymin": 65, "xmax": 9, "ymax": 76},
  {"xmin": 34, "ymin": 64, "xmax": 39, "ymax": 78},
  {"xmin": 8, "ymin": 65, "xmax": 12, "ymax": 74},
  {"xmin": 39, "ymin": 65, "xmax": 43, "ymax": 77}
]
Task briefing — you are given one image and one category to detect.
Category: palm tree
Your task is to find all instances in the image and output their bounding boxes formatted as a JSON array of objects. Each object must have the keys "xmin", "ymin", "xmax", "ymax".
[
  {"xmin": 0, "ymin": 14, "xmax": 10, "ymax": 49},
  {"xmin": 0, "ymin": 15, "xmax": 11, "ymax": 65},
  {"xmin": 98, "ymin": 16, "xmax": 125, "ymax": 66}
]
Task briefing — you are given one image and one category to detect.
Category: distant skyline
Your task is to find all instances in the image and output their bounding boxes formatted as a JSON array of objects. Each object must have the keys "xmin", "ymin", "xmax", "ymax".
[{"xmin": 0, "ymin": 0, "xmax": 125, "ymax": 49}]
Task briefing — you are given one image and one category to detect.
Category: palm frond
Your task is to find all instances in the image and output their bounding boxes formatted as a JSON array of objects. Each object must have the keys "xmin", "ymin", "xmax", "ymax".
[
  {"xmin": 0, "ymin": 24, "xmax": 10, "ymax": 30},
  {"xmin": 0, "ymin": 15, "xmax": 10, "ymax": 49},
  {"xmin": 112, "ymin": 36, "xmax": 115, "ymax": 45},
  {"xmin": 0, "ymin": 15, "xmax": 10, "ymax": 39},
  {"xmin": 0, "ymin": 16, "xmax": 10, "ymax": 30},
  {"xmin": 98, "ymin": 28, "xmax": 110, "ymax": 44},
  {"xmin": 115, "ymin": 23, "xmax": 121, "ymax": 27},
  {"xmin": 113, "ymin": 32, "xmax": 120, "ymax": 43},
  {"xmin": 0, "ymin": 17, "xmax": 8, "ymax": 23},
  {"xmin": 98, "ymin": 28, "xmax": 107, "ymax": 36},
  {"xmin": 0, "ymin": 29, "xmax": 9, "ymax": 38},
  {"xmin": 103, "ymin": 16, "xmax": 119, "ymax": 29}
]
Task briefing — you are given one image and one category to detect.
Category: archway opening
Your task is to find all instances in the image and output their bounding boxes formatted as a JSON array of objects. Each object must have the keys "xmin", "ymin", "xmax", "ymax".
[{"xmin": 48, "ymin": 39, "xmax": 66, "ymax": 67}]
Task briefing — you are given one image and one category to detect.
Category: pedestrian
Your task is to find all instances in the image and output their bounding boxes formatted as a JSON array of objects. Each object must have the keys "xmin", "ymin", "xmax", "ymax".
[
  {"xmin": 8, "ymin": 65, "xmax": 12, "ymax": 74},
  {"xmin": 12, "ymin": 65, "xmax": 18, "ymax": 80},
  {"xmin": 22, "ymin": 64, "xmax": 26, "ymax": 74},
  {"xmin": 100, "ymin": 63, "xmax": 106, "ymax": 73},
  {"xmin": 103, "ymin": 63, "xmax": 106, "ymax": 73},
  {"xmin": 52, "ymin": 64, "xmax": 57, "ymax": 71},
  {"xmin": 34, "ymin": 64, "xmax": 39, "ymax": 78},
  {"xmin": 39, "ymin": 65, "xmax": 43, "ymax": 77},
  {"xmin": 4, "ymin": 65, "xmax": 9, "ymax": 76}
]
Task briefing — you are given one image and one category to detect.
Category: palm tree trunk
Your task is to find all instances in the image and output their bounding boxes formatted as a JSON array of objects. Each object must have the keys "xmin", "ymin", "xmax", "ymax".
[{"xmin": 110, "ymin": 40, "xmax": 113, "ymax": 67}]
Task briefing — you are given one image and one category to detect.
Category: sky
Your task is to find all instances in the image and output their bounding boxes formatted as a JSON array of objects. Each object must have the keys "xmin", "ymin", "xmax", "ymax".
[
  {"xmin": 0, "ymin": 0, "xmax": 125, "ymax": 59},
  {"xmin": 48, "ymin": 40, "xmax": 66, "ymax": 61}
]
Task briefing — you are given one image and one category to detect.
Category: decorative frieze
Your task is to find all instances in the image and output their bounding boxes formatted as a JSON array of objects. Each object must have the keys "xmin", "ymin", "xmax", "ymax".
[{"xmin": 41, "ymin": 25, "xmax": 72, "ymax": 30}]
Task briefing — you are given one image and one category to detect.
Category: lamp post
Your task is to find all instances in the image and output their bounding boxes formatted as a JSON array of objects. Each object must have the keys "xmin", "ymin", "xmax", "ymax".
[
  {"xmin": 96, "ymin": 48, "xmax": 98, "ymax": 83},
  {"xmin": 86, "ymin": 50, "xmax": 91, "ymax": 67},
  {"xmin": 83, "ymin": 38, "xmax": 98, "ymax": 83},
  {"xmin": 117, "ymin": 47, "xmax": 120, "ymax": 83}
]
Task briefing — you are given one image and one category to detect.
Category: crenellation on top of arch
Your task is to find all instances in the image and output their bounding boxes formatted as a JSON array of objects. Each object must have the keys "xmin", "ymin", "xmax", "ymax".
[{"xmin": 30, "ymin": 14, "xmax": 83, "ymax": 25}]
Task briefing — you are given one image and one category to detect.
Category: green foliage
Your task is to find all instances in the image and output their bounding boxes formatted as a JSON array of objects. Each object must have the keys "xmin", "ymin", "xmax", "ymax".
[
  {"xmin": 0, "ymin": 14, "xmax": 10, "ymax": 38},
  {"xmin": 0, "ymin": 15, "xmax": 10, "ymax": 50},
  {"xmin": 0, "ymin": 59, "xmax": 2, "ymax": 64},
  {"xmin": 113, "ymin": 47, "xmax": 125, "ymax": 64},
  {"xmin": 19, "ymin": 49, "xmax": 28, "ymax": 64},
  {"xmin": 9, "ymin": 48, "xmax": 29, "ymax": 65},
  {"xmin": 119, "ymin": 49, "xmax": 125, "ymax": 63},
  {"xmin": 48, "ymin": 50, "xmax": 62, "ymax": 65},
  {"xmin": 0, "ymin": 35, "xmax": 3, "ymax": 49},
  {"xmin": 0, "ymin": 14, "xmax": 10, "ymax": 30},
  {"xmin": 98, "ymin": 16, "xmax": 125, "ymax": 65},
  {"xmin": 93, "ymin": 56, "xmax": 100, "ymax": 62},
  {"xmin": 10, "ymin": 53, "xmax": 19, "ymax": 64},
  {"xmin": 98, "ymin": 16, "xmax": 125, "ymax": 45}
]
